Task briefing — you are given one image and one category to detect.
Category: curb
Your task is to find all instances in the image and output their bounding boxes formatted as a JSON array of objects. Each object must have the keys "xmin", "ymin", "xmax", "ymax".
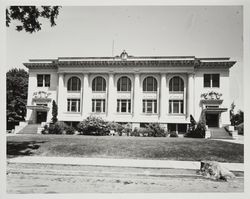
[{"xmin": 8, "ymin": 156, "xmax": 244, "ymax": 172}]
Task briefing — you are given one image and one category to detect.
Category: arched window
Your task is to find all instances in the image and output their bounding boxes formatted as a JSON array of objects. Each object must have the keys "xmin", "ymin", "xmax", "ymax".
[
  {"xmin": 92, "ymin": 76, "xmax": 106, "ymax": 91},
  {"xmin": 169, "ymin": 76, "xmax": 184, "ymax": 92},
  {"xmin": 117, "ymin": 76, "xmax": 131, "ymax": 91},
  {"xmin": 67, "ymin": 76, "xmax": 81, "ymax": 91},
  {"xmin": 143, "ymin": 76, "xmax": 157, "ymax": 92}
]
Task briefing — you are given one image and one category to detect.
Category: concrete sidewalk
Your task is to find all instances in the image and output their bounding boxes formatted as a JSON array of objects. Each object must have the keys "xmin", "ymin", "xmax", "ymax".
[{"xmin": 8, "ymin": 156, "xmax": 244, "ymax": 172}]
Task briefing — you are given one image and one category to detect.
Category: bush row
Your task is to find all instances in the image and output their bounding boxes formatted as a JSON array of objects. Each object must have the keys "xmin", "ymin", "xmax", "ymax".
[{"xmin": 41, "ymin": 116, "xmax": 168, "ymax": 137}]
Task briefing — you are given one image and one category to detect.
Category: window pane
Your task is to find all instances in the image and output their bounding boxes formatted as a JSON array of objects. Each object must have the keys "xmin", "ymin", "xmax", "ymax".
[
  {"xmin": 117, "ymin": 100, "xmax": 120, "ymax": 112},
  {"xmin": 169, "ymin": 100, "xmax": 172, "ymax": 113},
  {"xmin": 154, "ymin": 100, "xmax": 157, "ymax": 113},
  {"xmin": 153, "ymin": 79, "xmax": 157, "ymax": 91},
  {"xmin": 173, "ymin": 101, "xmax": 179, "ymax": 113},
  {"xmin": 45, "ymin": 75, "xmax": 50, "ymax": 87},
  {"xmin": 204, "ymin": 74, "xmax": 211, "ymax": 87},
  {"xmin": 71, "ymin": 101, "xmax": 77, "ymax": 112},
  {"xmin": 147, "ymin": 100, "xmax": 153, "ymax": 113},
  {"xmin": 147, "ymin": 77, "xmax": 153, "ymax": 91},
  {"xmin": 92, "ymin": 100, "xmax": 95, "ymax": 112},
  {"xmin": 102, "ymin": 100, "xmax": 105, "ymax": 112},
  {"xmin": 180, "ymin": 101, "xmax": 183, "ymax": 113},
  {"xmin": 92, "ymin": 79, "xmax": 96, "ymax": 91},
  {"xmin": 96, "ymin": 100, "xmax": 101, "ymax": 112},
  {"xmin": 212, "ymin": 74, "xmax": 220, "ymax": 87},
  {"xmin": 77, "ymin": 99, "xmax": 80, "ymax": 112},
  {"xmin": 128, "ymin": 100, "xmax": 131, "ymax": 113},
  {"xmin": 67, "ymin": 100, "xmax": 70, "ymax": 112},
  {"xmin": 173, "ymin": 77, "xmax": 179, "ymax": 91},
  {"xmin": 143, "ymin": 100, "xmax": 146, "ymax": 113},
  {"xmin": 180, "ymin": 78, "xmax": 184, "ymax": 91},
  {"xmin": 121, "ymin": 100, "xmax": 127, "ymax": 112},
  {"xmin": 37, "ymin": 75, "xmax": 43, "ymax": 87},
  {"xmin": 72, "ymin": 78, "xmax": 77, "ymax": 90},
  {"xmin": 121, "ymin": 77, "xmax": 128, "ymax": 91}
]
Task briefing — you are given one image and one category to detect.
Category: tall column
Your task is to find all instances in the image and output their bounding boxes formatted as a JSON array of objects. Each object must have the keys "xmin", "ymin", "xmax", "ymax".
[
  {"xmin": 107, "ymin": 73, "xmax": 116, "ymax": 119},
  {"xmin": 160, "ymin": 73, "xmax": 167, "ymax": 120},
  {"xmin": 82, "ymin": 73, "xmax": 91, "ymax": 117},
  {"xmin": 187, "ymin": 73, "xmax": 194, "ymax": 119},
  {"xmin": 57, "ymin": 73, "xmax": 65, "ymax": 120},
  {"xmin": 133, "ymin": 73, "xmax": 141, "ymax": 120}
]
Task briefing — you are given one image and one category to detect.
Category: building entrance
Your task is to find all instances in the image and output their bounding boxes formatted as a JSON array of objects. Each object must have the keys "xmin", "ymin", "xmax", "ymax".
[
  {"xmin": 36, "ymin": 111, "xmax": 47, "ymax": 124},
  {"xmin": 206, "ymin": 113, "xmax": 219, "ymax": 127}
]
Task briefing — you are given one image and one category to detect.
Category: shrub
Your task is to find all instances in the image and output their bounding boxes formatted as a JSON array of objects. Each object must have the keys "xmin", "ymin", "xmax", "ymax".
[
  {"xmin": 123, "ymin": 123, "xmax": 132, "ymax": 136},
  {"xmin": 48, "ymin": 121, "xmax": 66, "ymax": 134},
  {"xmin": 236, "ymin": 123, "xmax": 244, "ymax": 135},
  {"xmin": 77, "ymin": 116, "xmax": 110, "ymax": 136},
  {"xmin": 145, "ymin": 123, "xmax": 166, "ymax": 137},
  {"xmin": 138, "ymin": 127, "xmax": 154, "ymax": 137},
  {"xmin": 41, "ymin": 124, "xmax": 49, "ymax": 134},
  {"xmin": 131, "ymin": 127, "xmax": 140, "ymax": 137},
  {"xmin": 184, "ymin": 121, "xmax": 206, "ymax": 138},
  {"xmin": 65, "ymin": 126, "xmax": 75, "ymax": 135},
  {"xmin": 169, "ymin": 131, "xmax": 178, "ymax": 137}
]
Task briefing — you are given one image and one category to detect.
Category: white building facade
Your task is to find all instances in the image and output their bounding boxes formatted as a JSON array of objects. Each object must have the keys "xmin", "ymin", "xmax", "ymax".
[{"xmin": 24, "ymin": 51, "xmax": 236, "ymax": 133}]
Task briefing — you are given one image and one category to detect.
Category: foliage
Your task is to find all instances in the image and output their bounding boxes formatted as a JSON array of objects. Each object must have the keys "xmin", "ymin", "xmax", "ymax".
[
  {"xmin": 131, "ymin": 127, "xmax": 140, "ymax": 137},
  {"xmin": 41, "ymin": 122, "xmax": 75, "ymax": 135},
  {"xmin": 77, "ymin": 116, "xmax": 110, "ymax": 136},
  {"xmin": 231, "ymin": 110, "xmax": 244, "ymax": 126},
  {"xmin": 185, "ymin": 115, "xmax": 206, "ymax": 138},
  {"xmin": 48, "ymin": 121, "xmax": 67, "ymax": 134},
  {"xmin": 189, "ymin": 114, "xmax": 197, "ymax": 132},
  {"xmin": 169, "ymin": 131, "xmax": 179, "ymax": 137},
  {"xmin": 131, "ymin": 123, "xmax": 166, "ymax": 137},
  {"xmin": 51, "ymin": 100, "xmax": 58, "ymax": 124},
  {"xmin": 6, "ymin": 68, "xmax": 28, "ymax": 129},
  {"xmin": 145, "ymin": 123, "xmax": 166, "ymax": 137},
  {"xmin": 64, "ymin": 126, "xmax": 75, "ymax": 135},
  {"xmin": 230, "ymin": 102, "xmax": 243, "ymax": 126},
  {"xmin": 236, "ymin": 123, "xmax": 244, "ymax": 135},
  {"xmin": 6, "ymin": 6, "xmax": 60, "ymax": 33}
]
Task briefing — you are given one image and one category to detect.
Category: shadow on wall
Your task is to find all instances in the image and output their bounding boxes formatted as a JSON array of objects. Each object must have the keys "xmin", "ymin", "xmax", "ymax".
[{"xmin": 7, "ymin": 141, "xmax": 46, "ymax": 158}]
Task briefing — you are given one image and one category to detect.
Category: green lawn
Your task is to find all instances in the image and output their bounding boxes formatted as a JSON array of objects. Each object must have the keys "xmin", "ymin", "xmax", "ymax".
[{"xmin": 7, "ymin": 134, "xmax": 244, "ymax": 163}]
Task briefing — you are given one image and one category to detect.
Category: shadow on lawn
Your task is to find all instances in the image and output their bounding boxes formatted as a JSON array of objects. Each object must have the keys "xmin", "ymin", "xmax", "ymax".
[{"xmin": 7, "ymin": 141, "xmax": 46, "ymax": 158}]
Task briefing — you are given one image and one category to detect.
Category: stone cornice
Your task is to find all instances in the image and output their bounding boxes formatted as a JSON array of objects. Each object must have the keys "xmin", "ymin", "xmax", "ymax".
[{"xmin": 23, "ymin": 54, "xmax": 236, "ymax": 69}]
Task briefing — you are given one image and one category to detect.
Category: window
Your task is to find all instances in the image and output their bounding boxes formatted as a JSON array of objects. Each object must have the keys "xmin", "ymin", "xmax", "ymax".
[
  {"xmin": 204, "ymin": 74, "xmax": 220, "ymax": 88},
  {"xmin": 117, "ymin": 99, "xmax": 131, "ymax": 113},
  {"xmin": 37, "ymin": 74, "xmax": 50, "ymax": 87},
  {"xmin": 67, "ymin": 77, "xmax": 81, "ymax": 91},
  {"xmin": 67, "ymin": 99, "xmax": 80, "ymax": 112},
  {"xmin": 169, "ymin": 76, "xmax": 184, "ymax": 92},
  {"xmin": 142, "ymin": 100, "xmax": 157, "ymax": 114},
  {"xmin": 92, "ymin": 76, "xmax": 106, "ymax": 91},
  {"xmin": 117, "ymin": 76, "xmax": 131, "ymax": 91},
  {"xmin": 143, "ymin": 76, "xmax": 157, "ymax": 92},
  {"xmin": 92, "ymin": 99, "xmax": 105, "ymax": 113},
  {"xmin": 169, "ymin": 100, "xmax": 184, "ymax": 114}
]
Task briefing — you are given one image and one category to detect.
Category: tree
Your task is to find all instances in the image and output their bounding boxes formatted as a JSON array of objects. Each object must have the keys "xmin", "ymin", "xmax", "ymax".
[
  {"xmin": 6, "ymin": 68, "xmax": 28, "ymax": 128},
  {"xmin": 51, "ymin": 100, "xmax": 58, "ymax": 124},
  {"xmin": 6, "ymin": 6, "xmax": 60, "ymax": 33}
]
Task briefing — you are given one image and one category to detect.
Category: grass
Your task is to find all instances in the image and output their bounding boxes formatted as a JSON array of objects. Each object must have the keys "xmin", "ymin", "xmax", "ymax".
[{"xmin": 7, "ymin": 134, "xmax": 244, "ymax": 163}]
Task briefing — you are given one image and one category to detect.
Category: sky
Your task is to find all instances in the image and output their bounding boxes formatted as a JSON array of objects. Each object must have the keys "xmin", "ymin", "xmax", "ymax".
[{"xmin": 6, "ymin": 6, "xmax": 243, "ymax": 109}]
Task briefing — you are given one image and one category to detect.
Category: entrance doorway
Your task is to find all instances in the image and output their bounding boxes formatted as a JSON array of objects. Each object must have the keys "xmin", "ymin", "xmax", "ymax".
[
  {"xmin": 36, "ymin": 111, "xmax": 47, "ymax": 123},
  {"xmin": 206, "ymin": 113, "xmax": 219, "ymax": 127}
]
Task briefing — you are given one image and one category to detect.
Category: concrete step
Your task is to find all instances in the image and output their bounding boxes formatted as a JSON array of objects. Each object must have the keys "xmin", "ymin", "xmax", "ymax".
[
  {"xmin": 209, "ymin": 127, "xmax": 232, "ymax": 139},
  {"xmin": 17, "ymin": 124, "xmax": 40, "ymax": 134}
]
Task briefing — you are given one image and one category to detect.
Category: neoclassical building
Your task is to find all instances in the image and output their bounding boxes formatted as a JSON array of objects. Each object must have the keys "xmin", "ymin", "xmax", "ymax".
[{"xmin": 24, "ymin": 51, "xmax": 236, "ymax": 133}]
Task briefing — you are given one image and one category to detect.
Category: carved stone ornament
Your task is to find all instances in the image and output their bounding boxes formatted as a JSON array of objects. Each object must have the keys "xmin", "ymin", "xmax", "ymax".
[
  {"xmin": 33, "ymin": 91, "xmax": 51, "ymax": 99},
  {"xmin": 201, "ymin": 91, "xmax": 222, "ymax": 100}
]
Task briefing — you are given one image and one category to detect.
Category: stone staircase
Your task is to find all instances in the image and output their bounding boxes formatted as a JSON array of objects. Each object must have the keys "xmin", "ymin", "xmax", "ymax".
[
  {"xmin": 209, "ymin": 127, "xmax": 233, "ymax": 139},
  {"xmin": 17, "ymin": 124, "xmax": 40, "ymax": 134}
]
